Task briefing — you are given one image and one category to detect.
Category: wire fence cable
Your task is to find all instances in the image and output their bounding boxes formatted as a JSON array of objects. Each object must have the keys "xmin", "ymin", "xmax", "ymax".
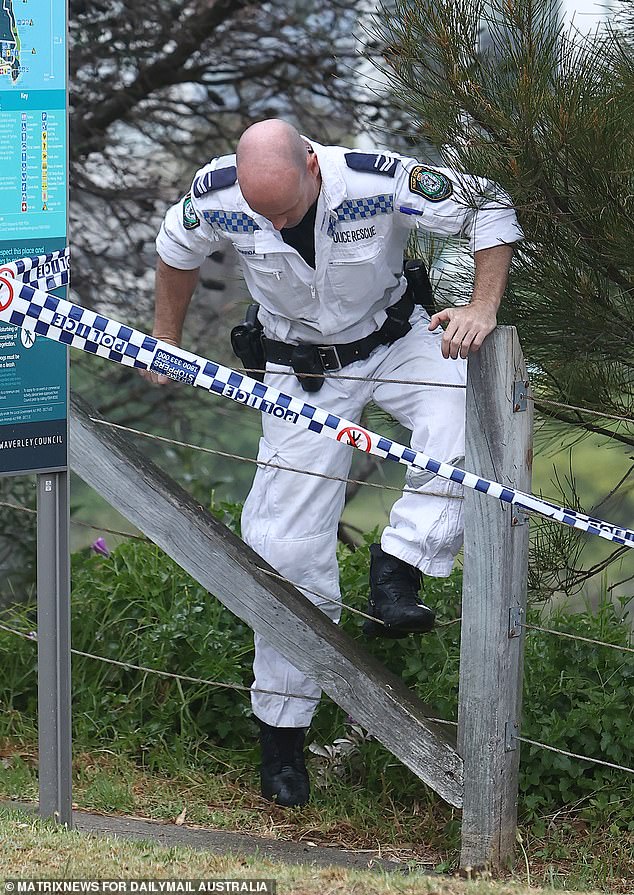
[
  {"xmin": 88, "ymin": 417, "xmax": 463, "ymax": 501},
  {"xmin": 517, "ymin": 735, "xmax": 634, "ymax": 775},
  {"xmin": 0, "ymin": 620, "xmax": 319, "ymax": 703},
  {"xmin": 522, "ymin": 622, "xmax": 634, "ymax": 655},
  {"xmin": 1, "ymin": 620, "xmax": 631, "ymax": 773}
]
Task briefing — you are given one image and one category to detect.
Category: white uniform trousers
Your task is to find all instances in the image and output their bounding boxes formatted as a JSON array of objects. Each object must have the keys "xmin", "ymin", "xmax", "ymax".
[{"xmin": 241, "ymin": 310, "xmax": 467, "ymax": 728}]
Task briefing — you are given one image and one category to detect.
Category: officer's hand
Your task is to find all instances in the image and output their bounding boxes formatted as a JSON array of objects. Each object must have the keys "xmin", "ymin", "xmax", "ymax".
[
  {"xmin": 138, "ymin": 338, "xmax": 180, "ymax": 385},
  {"xmin": 428, "ymin": 304, "xmax": 497, "ymax": 360}
]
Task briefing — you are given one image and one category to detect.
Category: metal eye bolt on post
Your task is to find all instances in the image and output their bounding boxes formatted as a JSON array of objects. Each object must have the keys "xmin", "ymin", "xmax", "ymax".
[{"xmin": 0, "ymin": 0, "xmax": 72, "ymax": 825}]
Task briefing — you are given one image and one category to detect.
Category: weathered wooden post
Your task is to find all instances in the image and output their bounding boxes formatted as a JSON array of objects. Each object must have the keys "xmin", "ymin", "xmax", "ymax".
[{"xmin": 458, "ymin": 326, "xmax": 533, "ymax": 870}]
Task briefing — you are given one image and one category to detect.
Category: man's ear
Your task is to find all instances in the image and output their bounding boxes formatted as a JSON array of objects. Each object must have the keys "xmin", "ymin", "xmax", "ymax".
[{"xmin": 306, "ymin": 148, "xmax": 319, "ymax": 176}]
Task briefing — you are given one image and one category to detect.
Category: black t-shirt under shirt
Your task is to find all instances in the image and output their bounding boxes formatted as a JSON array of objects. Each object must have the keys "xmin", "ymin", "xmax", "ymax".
[{"xmin": 281, "ymin": 200, "xmax": 317, "ymax": 269}]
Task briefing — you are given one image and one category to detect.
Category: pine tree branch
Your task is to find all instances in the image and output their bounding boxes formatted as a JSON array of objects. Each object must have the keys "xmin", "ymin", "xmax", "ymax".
[
  {"xmin": 535, "ymin": 180, "xmax": 634, "ymax": 299},
  {"xmin": 557, "ymin": 544, "xmax": 630, "ymax": 593},
  {"xmin": 448, "ymin": 88, "xmax": 634, "ymax": 316},
  {"xmin": 590, "ymin": 462, "xmax": 634, "ymax": 514}
]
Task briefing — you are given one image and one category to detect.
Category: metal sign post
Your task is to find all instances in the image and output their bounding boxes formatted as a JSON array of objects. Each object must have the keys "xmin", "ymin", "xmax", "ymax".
[
  {"xmin": 36, "ymin": 470, "xmax": 72, "ymax": 825},
  {"xmin": 0, "ymin": 0, "xmax": 71, "ymax": 824}
]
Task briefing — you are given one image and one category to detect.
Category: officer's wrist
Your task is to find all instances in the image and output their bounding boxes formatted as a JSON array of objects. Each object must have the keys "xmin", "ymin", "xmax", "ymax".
[{"xmin": 468, "ymin": 295, "xmax": 500, "ymax": 314}]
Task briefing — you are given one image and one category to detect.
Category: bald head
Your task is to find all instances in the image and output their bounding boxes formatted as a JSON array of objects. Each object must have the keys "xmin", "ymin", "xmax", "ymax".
[
  {"xmin": 236, "ymin": 119, "xmax": 321, "ymax": 230},
  {"xmin": 237, "ymin": 119, "xmax": 307, "ymax": 172}
]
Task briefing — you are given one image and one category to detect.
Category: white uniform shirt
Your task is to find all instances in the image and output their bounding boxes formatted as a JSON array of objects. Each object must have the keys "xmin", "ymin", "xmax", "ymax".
[{"xmin": 156, "ymin": 140, "xmax": 523, "ymax": 344}]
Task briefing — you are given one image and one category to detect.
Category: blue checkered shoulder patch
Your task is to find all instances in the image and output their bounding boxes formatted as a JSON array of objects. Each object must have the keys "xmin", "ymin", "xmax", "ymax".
[
  {"xmin": 202, "ymin": 210, "xmax": 260, "ymax": 234},
  {"xmin": 331, "ymin": 194, "xmax": 393, "ymax": 228}
]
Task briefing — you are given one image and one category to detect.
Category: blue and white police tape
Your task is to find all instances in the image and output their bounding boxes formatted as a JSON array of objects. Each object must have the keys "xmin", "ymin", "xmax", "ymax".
[
  {"xmin": 0, "ymin": 247, "xmax": 70, "ymax": 293},
  {"xmin": 0, "ymin": 254, "xmax": 632, "ymax": 549}
]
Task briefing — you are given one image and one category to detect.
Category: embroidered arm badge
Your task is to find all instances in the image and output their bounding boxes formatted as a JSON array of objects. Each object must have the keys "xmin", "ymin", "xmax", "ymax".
[
  {"xmin": 408, "ymin": 166, "xmax": 453, "ymax": 202},
  {"xmin": 182, "ymin": 193, "xmax": 200, "ymax": 230},
  {"xmin": 192, "ymin": 165, "xmax": 237, "ymax": 198}
]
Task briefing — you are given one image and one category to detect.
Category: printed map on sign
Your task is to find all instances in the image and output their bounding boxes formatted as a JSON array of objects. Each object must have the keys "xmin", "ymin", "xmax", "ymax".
[
  {"xmin": 0, "ymin": 0, "xmax": 67, "ymax": 476},
  {"xmin": 0, "ymin": 0, "xmax": 20, "ymax": 83},
  {"xmin": 0, "ymin": 0, "xmax": 65, "ymax": 88},
  {"xmin": 0, "ymin": 0, "xmax": 66, "ymax": 248}
]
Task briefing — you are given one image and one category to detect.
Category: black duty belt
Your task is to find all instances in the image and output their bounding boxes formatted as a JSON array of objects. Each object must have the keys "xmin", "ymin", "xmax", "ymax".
[{"xmin": 262, "ymin": 290, "xmax": 416, "ymax": 373}]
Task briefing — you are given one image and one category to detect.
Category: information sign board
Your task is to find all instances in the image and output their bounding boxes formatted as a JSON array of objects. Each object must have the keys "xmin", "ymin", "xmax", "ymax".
[{"xmin": 0, "ymin": 0, "xmax": 68, "ymax": 475}]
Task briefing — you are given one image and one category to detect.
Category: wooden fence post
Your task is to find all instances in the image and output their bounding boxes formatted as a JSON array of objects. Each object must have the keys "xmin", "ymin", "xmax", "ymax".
[{"xmin": 458, "ymin": 326, "xmax": 533, "ymax": 870}]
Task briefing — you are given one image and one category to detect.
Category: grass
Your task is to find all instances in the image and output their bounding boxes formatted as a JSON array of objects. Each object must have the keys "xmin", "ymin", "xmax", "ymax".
[
  {"xmin": 0, "ymin": 806, "xmax": 608, "ymax": 895},
  {"xmin": 0, "ymin": 743, "xmax": 454, "ymax": 856},
  {"xmin": 0, "ymin": 744, "xmax": 632, "ymax": 892}
]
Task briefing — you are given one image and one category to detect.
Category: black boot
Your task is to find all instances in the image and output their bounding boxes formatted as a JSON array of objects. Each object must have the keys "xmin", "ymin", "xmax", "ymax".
[
  {"xmin": 362, "ymin": 543, "xmax": 436, "ymax": 638},
  {"xmin": 259, "ymin": 720, "xmax": 310, "ymax": 807}
]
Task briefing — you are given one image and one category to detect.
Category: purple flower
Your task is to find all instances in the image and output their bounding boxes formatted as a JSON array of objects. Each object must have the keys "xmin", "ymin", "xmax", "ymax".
[{"xmin": 91, "ymin": 537, "xmax": 110, "ymax": 557}]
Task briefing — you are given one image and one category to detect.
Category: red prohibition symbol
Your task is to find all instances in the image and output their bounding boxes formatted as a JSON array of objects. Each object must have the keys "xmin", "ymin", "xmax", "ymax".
[
  {"xmin": 0, "ymin": 267, "xmax": 15, "ymax": 311},
  {"xmin": 336, "ymin": 425, "xmax": 373, "ymax": 452}
]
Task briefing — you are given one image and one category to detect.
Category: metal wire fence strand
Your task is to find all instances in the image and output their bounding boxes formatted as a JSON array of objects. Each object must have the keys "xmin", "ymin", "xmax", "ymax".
[
  {"xmin": 239, "ymin": 366, "xmax": 467, "ymax": 389},
  {"xmin": 96, "ymin": 416, "xmax": 634, "ymax": 519},
  {"xmin": 530, "ymin": 396, "xmax": 634, "ymax": 424},
  {"xmin": 236, "ymin": 368, "xmax": 633, "ymax": 422},
  {"xmin": 0, "ymin": 621, "xmax": 319, "ymax": 703},
  {"xmin": 89, "ymin": 417, "xmax": 464, "ymax": 501},
  {"xmin": 517, "ymin": 735, "xmax": 634, "ymax": 775},
  {"xmin": 0, "ymin": 620, "xmax": 459, "ymax": 730},
  {"xmin": 255, "ymin": 566, "xmax": 461, "ymax": 629},
  {"xmin": 0, "ymin": 499, "xmax": 149, "ymax": 542},
  {"xmin": 254, "ymin": 566, "xmax": 385, "ymax": 626},
  {"xmin": 4, "ymin": 624, "xmax": 633, "ymax": 771},
  {"xmin": 521, "ymin": 622, "xmax": 634, "ymax": 655},
  {"xmin": 72, "ymin": 521, "xmax": 148, "ymax": 541},
  {"xmin": 0, "ymin": 499, "xmax": 36, "ymax": 515},
  {"xmin": 0, "ymin": 507, "xmax": 459, "ymax": 630}
]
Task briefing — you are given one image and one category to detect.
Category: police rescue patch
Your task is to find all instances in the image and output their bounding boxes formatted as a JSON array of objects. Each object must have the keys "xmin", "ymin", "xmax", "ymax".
[
  {"xmin": 182, "ymin": 193, "xmax": 200, "ymax": 230},
  {"xmin": 409, "ymin": 166, "xmax": 453, "ymax": 202}
]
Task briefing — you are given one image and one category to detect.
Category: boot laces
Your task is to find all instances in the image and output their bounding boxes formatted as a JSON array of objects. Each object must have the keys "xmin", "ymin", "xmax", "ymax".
[{"xmin": 378, "ymin": 559, "xmax": 421, "ymax": 593}]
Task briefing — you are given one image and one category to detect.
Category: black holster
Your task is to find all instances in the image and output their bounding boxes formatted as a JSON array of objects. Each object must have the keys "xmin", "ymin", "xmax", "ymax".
[
  {"xmin": 381, "ymin": 297, "xmax": 413, "ymax": 344},
  {"xmin": 403, "ymin": 258, "xmax": 435, "ymax": 316},
  {"xmin": 230, "ymin": 304, "xmax": 265, "ymax": 382},
  {"xmin": 288, "ymin": 345, "xmax": 325, "ymax": 393}
]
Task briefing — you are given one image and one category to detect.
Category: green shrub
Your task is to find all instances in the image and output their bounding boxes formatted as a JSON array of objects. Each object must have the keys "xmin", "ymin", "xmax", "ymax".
[
  {"xmin": 1, "ymin": 538, "xmax": 256, "ymax": 762},
  {"xmin": 518, "ymin": 596, "xmax": 634, "ymax": 829},
  {"xmin": 0, "ymin": 523, "xmax": 631, "ymax": 827}
]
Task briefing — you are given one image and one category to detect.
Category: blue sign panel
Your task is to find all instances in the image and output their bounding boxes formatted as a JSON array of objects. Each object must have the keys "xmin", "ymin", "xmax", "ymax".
[{"xmin": 0, "ymin": 0, "xmax": 67, "ymax": 475}]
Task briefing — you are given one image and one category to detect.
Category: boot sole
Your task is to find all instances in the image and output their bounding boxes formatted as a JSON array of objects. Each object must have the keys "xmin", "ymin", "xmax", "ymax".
[{"xmin": 362, "ymin": 618, "xmax": 435, "ymax": 638}]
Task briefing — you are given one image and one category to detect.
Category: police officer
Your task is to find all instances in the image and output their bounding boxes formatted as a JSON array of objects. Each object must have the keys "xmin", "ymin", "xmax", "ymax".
[{"xmin": 148, "ymin": 119, "xmax": 523, "ymax": 808}]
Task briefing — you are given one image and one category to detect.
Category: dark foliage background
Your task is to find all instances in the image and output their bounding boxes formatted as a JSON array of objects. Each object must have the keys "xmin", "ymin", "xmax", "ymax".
[{"xmin": 371, "ymin": 0, "xmax": 634, "ymax": 597}]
